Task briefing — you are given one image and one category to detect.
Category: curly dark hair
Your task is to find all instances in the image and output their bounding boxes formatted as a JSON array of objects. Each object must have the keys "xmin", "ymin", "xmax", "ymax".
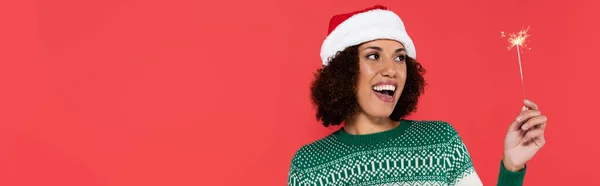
[{"xmin": 310, "ymin": 45, "xmax": 427, "ymax": 127}]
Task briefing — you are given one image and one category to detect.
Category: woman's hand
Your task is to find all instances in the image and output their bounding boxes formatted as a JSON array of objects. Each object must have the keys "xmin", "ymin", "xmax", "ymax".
[{"xmin": 502, "ymin": 99, "xmax": 547, "ymax": 172}]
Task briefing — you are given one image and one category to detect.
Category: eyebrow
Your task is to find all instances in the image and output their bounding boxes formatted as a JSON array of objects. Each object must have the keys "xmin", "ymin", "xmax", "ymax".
[{"xmin": 364, "ymin": 46, "xmax": 406, "ymax": 53}]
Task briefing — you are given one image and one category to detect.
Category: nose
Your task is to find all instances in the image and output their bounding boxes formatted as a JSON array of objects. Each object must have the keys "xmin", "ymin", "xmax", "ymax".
[{"xmin": 380, "ymin": 59, "xmax": 397, "ymax": 78}]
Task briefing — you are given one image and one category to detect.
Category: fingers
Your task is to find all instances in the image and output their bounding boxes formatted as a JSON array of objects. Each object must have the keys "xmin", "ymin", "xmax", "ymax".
[
  {"xmin": 516, "ymin": 109, "xmax": 541, "ymax": 124},
  {"xmin": 509, "ymin": 119, "xmax": 522, "ymax": 131},
  {"xmin": 508, "ymin": 99, "xmax": 544, "ymax": 131},
  {"xmin": 533, "ymin": 133, "xmax": 547, "ymax": 147},
  {"xmin": 523, "ymin": 128, "xmax": 546, "ymax": 147},
  {"xmin": 524, "ymin": 99, "xmax": 539, "ymax": 110},
  {"xmin": 508, "ymin": 107, "xmax": 534, "ymax": 131},
  {"xmin": 523, "ymin": 129, "xmax": 542, "ymax": 142},
  {"xmin": 521, "ymin": 115, "xmax": 548, "ymax": 130},
  {"xmin": 508, "ymin": 99, "xmax": 548, "ymax": 148}
]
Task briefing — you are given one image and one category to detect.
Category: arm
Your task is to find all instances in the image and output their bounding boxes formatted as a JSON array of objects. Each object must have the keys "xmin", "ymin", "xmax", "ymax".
[
  {"xmin": 445, "ymin": 132, "xmax": 527, "ymax": 186},
  {"xmin": 499, "ymin": 99, "xmax": 548, "ymax": 185}
]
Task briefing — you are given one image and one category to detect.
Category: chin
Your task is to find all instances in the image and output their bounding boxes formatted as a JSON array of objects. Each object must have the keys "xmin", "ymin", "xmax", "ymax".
[
  {"xmin": 359, "ymin": 96, "xmax": 399, "ymax": 119},
  {"xmin": 364, "ymin": 107, "xmax": 395, "ymax": 119}
]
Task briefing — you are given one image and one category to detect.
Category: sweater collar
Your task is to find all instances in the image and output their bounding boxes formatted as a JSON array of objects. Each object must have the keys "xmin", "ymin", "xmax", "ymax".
[{"xmin": 333, "ymin": 119, "xmax": 412, "ymax": 146}]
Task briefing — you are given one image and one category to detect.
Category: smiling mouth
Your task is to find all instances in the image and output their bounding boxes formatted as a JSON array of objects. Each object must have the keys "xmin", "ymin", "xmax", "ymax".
[{"xmin": 372, "ymin": 84, "xmax": 396, "ymax": 102}]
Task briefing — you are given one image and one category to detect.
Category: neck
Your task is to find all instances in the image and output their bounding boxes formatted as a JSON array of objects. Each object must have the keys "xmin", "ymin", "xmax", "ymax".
[{"xmin": 344, "ymin": 112, "xmax": 400, "ymax": 135}]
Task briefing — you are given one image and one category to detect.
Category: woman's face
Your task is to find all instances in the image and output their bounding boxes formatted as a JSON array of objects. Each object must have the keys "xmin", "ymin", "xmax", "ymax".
[{"xmin": 355, "ymin": 39, "xmax": 407, "ymax": 119}]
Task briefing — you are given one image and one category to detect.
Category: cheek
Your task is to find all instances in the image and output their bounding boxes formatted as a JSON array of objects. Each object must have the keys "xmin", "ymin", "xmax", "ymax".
[
  {"xmin": 358, "ymin": 64, "xmax": 377, "ymax": 87},
  {"xmin": 395, "ymin": 65, "xmax": 408, "ymax": 90},
  {"xmin": 357, "ymin": 63, "xmax": 377, "ymax": 96},
  {"xmin": 359, "ymin": 63, "xmax": 378, "ymax": 78},
  {"xmin": 397, "ymin": 64, "xmax": 408, "ymax": 79}
]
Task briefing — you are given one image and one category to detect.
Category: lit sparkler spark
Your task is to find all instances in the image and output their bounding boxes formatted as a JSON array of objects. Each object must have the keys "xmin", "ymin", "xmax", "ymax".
[
  {"xmin": 501, "ymin": 26, "xmax": 531, "ymax": 51},
  {"xmin": 501, "ymin": 26, "xmax": 531, "ymax": 99}
]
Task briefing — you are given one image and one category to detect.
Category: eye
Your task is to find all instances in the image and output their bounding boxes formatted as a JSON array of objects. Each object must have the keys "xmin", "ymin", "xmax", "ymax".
[
  {"xmin": 395, "ymin": 55, "xmax": 406, "ymax": 62},
  {"xmin": 366, "ymin": 53, "xmax": 379, "ymax": 60}
]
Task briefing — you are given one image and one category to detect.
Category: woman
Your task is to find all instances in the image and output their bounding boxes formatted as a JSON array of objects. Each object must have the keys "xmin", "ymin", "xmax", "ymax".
[{"xmin": 287, "ymin": 5, "xmax": 548, "ymax": 186}]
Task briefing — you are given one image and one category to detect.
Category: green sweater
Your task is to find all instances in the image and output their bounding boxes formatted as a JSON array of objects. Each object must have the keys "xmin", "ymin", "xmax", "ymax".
[{"xmin": 288, "ymin": 120, "xmax": 526, "ymax": 186}]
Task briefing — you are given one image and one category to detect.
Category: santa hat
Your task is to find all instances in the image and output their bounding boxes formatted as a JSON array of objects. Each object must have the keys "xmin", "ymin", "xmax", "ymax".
[{"xmin": 320, "ymin": 5, "xmax": 416, "ymax": 66}]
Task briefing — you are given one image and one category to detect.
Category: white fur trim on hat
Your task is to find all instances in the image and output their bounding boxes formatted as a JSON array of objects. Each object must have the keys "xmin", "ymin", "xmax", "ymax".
[{"xmin": 320, "ymin": 9, "xmax": 416, "ymax": 66}]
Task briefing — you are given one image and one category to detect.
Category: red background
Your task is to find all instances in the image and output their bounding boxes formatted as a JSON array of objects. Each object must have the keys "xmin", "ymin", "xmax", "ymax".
[{"xmin": 1, "ymin": 0, "xmax": 598, "ymax": 185}]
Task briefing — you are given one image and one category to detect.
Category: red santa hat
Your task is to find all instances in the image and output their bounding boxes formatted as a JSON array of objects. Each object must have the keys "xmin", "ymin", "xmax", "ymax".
[{"xmin": 320, "ymin": 5, "xmax": 416, "ymax": 66}]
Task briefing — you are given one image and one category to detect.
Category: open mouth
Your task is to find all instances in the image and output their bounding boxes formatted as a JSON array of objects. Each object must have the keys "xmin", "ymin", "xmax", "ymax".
[{"xmin": 372, "ymin": 84, "xmax": 396, "ymax": 102}]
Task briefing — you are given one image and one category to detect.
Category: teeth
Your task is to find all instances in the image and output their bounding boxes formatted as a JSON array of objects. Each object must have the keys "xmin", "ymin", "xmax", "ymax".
[{"xmin": 372, "ymin": 85, "xmax": 396, "ymax": 91}]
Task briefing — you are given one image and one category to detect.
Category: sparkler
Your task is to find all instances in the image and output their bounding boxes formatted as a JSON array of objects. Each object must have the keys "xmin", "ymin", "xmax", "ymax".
[{"xmin": 501, "ymin": 26, "xmax": 531, "ymax": 99}]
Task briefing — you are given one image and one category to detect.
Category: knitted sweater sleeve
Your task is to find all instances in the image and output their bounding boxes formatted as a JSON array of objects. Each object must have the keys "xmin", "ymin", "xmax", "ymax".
[
  {"xmin": 497, "ymin": 160, "xmax": 527, "ymax": 186},
  {"xmin": 443, "ymin": 122, "xmax": 527, "ymax": 186},
  {"xmin": 442, "ymin": 122, "xmax": 484, "ymax": 186},
  {"xmin": 287, "ymin": 147, "xmax": 306, "ymax": 186}
]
